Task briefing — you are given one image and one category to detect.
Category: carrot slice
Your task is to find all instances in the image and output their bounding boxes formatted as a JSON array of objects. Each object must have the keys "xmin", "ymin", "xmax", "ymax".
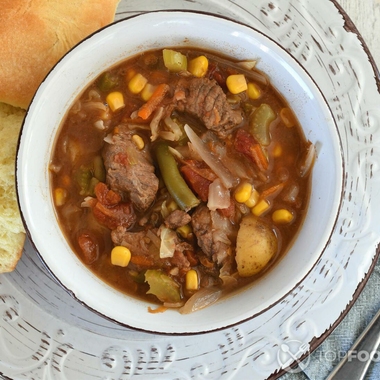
[
  {"xmin": 130, "ymin": 255, "xmax": 155, "ymax": 267},
  {"xmin": 137, "ymin": 83, "xmax": 170, "ymax": 120},
  {"xmin": 249, "ymin": 144, "xmax": 268, "ymax": 171},
  {"xmin": 260, "ymin": 183, "xmax": 284, "ymax": 200},
  {"xmin": 148, "ymin": 305, "xmax": 168, "ymax": 314}
]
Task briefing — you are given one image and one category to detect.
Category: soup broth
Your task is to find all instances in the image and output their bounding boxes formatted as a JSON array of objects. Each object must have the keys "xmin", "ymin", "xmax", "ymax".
[{"xmin": 50, "ymin": 48, "xmax": 314, "ymax": 313}]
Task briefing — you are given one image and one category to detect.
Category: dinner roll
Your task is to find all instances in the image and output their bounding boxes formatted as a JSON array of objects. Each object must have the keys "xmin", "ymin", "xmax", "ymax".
[
  {"xmin": 0, "ymin": 103, "xmax": 26, "ymax": 273},
  {"xmin": 0, "ymin": 0, "xmax": 120, "ymax": 109}
]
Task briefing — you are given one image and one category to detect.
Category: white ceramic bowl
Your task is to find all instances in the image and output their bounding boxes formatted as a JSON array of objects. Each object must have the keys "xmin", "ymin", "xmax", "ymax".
[{"xmin": 16, "ymin": 11, "xmax": 343, "ymax": 334}]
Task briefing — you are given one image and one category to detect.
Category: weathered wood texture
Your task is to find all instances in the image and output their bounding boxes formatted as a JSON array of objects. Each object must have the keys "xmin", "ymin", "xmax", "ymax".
[{"xmin": 337, "ymin": 0, "xmax": 380, "ymax": 65}]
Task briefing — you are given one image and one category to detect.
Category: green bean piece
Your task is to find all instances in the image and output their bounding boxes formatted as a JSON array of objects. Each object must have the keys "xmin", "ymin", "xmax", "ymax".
[
  {"xmin": 249, "ymin": 103, "xmax": 276, "ymax": 146},
  {"xmin": 155, "ymin": 142, "xmax": 200, "ymax": 211},
  {"xmin": 93, "ymin": 155, "xmax": 106, "ymax": 182}
]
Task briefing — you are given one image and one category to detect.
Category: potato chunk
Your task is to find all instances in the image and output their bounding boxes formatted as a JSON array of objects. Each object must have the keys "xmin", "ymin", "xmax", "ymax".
[{"xmin": 236, "ymin": 214, "xmax": 277, "ymax": 277}]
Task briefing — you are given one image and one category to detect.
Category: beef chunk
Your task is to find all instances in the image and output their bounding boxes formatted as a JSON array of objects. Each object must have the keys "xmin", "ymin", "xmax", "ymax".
[
  {"xmin": 102, "ymin": 125, "xmax": 159, "ymax": 211},
  {"xmin": 111, "ymin": 226, "xmax": 192, "ymax": 270},
  {"xmin": 191, "ymin": 204, "xmax": 236, "ymax": 266},
  {"xmin": 191, "ymin": 204, "xmax": 214, "ymax": 257},
  {"xmin": 174, "ymin": 77, "xmax": 243, "ymax": 138},
  {"xmin": 164, "ymin": 209, "xmax": 191, "ymax": 229}
]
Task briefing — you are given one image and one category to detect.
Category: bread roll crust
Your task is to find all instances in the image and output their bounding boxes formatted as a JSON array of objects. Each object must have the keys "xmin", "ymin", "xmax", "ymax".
[
  {"xmin": 0, "ymin": 103, "xmax": 26, "ymax": 273},
  {"xmin": 0, "ymin": 0, "xmax": 120, "ymax": 109}
]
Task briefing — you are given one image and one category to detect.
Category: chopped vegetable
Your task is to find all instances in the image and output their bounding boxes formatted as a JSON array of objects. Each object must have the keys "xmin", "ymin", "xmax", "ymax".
[
  {"xmin": 111, "ymin": 246, "xmax": 131, "ymax": 267},
  {"xmin": 177, "ymin": 224, "xmax": 192, "ymax": 239},
  {"xmin": 180, "ymin": 163, "xmax": 212, "ymax": 202},
  {"xmin": 235, "ymin": 214, "xmax": 277, "ymax": 277},
  {"xmin": 249, "ymin": 143, "xmax": 269, "ymax": 171},
  {"xmin": 180, "ymin": 286, "xmax": 223, "ymax": 314},
  {"xmin": 188, "ymin": 55, "xmax": 209, "ymax": 77},
  {"xmin": 130, "ymin": 255, "xmax": 155, "ymax": 267},
  {"xmin": 260, "ymin": 183, "xmax": 284, "ymax": 201},
  {"xmin": 247, "ymin": 82, "xmax": 261, "ymax": 99},
  {"xmin": 159, "ymin": 226, "xmax": 177, "ymax": 258},
  {"xmin": 252, "ymin": 199, "xmax": 270, "ymax": 216},
  {"xmin": 233, "ymin": 128, "xmax": 268, "ymax": 171},
  {"xmin": 234, "ymin": 182, "xmax": 253, "ymax": 203},
  {"xmin": 280, "ymin": 107, "xmax": 297, "ymax": 128},
  {"xmin": 272, "ymin": 209, "xmax": 294, "ymax": 224},
  {"xmin": 272, "ymin": 143, "xmax": 283, "ymax": 157},
  {"xmin": 162, "ymin": 117, "xmax": 184, "ymax": 141},
  {"xmin": 128, "ymin": 73, "xmax": 148, "ymax": 94},
  {"xmin": 299, "ymin": 142, "xmax": 316, "ymax": 178},
  {"xmin": 184, "ymin": 124, "xmax": 236, "ymax": 189},
  {"xmin": 54, "ymin": 188, "xmax": 67, "ymax": 206},
  {"xmin": 93, "ymin": 156, "xmax": 106, "ymax": 182},
  {"xmin": 185, "ymin": 269, "xmax": 199, "ymax": 290},
  {"xmin": 249, "ymin": 103, "xmax": 276, "ymax": 146},
  {"xmin": 97, "ymin": 71, "xmax": 119, "ymax": 92},
  {"xmin": 245, "ymin": 188, "xmax": 260, "ymax": 208},
  {"xmin": 163, "ymin": 49, "xmax": 187, "ymax": 72},
  {"xmin": 137, "ymin": 83, "xmax": 170, "ymax": 120},
  {"xmin": 140, "ymin": 83, "xmax": 157, "ymax": 101},
  {"xmin": 155, "ymin": 142, "xmax": 200, "ymax": 211},
  {"xmin": 106, "ymin": 91, "xmax": 125, "ymax": 112},
  {"xmin": 145, "ymin": 269, "xmax": 181, "ymax": 303},
  {"xmin": 132, "ymin": 134, "xmax": 145, "ymax": 150},
  {"xmin": 207, "ymin": 178, "xmax": 230, "ymax": 211},
  {"xmin": 75, "ymin": 166, "xmax": 92, "ymax": 195},
  {"xmin": 226, "ymin": 74, "xmax": 248, "ymax": 94}
]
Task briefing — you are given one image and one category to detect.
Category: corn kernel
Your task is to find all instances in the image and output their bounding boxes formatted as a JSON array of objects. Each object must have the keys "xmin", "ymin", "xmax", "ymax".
[
  {"xmin": 234, "ymin": 182, "xmax": 252, "ymax": 203},
  {"xmin": 186, "ymin": 269, "xmax": 199, "ymax": 290},
  {"xmin": 106, "ymin": 91, "xmax": 125, "ymax": 112},
  {"xmin": 245, "ymin": 188, "xmax": 260, "ymax": 208},
  {"xmin": 280, "ymin": 107, "xmax": 297, "ymax": 128},
  {"xmin": 177, "ymin": 224, "xmax": 192, "ymax": 239},
  {"xmin": 140, "ymin": 83, "xmax": 157, "ymax": 101},
  {"xmin": 272, "ymin": 209, "xmax": 294, "ymax": 224},
  {"xmin": 247, "ymin": 82, "xmax": 261, "ymax": 99},
  {"xmin": 188, "ymin": 55, "xmax": 209, "ymax": 77},
  {"xmin": 251, "ymin": 199, "xmax": 270, "ymax": 216},
  {"xmin": 273, "ymin": 143, "xmax": 283, "ymax": 158},
  {"xmin": 132, "ymin": 134, "xmax": 145, "ymax": 150},
  {"xmin": 166, "ymin": 199, "xmax": 178, "ymax": 213},
  {"xmin": 226, "ymin": 74, "xmax": 248, "ymax": 94},
  {"xmin": 54, "ymin": 188, "xmax": 67, "ymax": 207},
  {"xmin": 128, "ymin": 73, "xmax": 148, "ymax": 94},
  {"xmin": 111, "ymin": 246, "xmax": 131, "ymax": 267}
]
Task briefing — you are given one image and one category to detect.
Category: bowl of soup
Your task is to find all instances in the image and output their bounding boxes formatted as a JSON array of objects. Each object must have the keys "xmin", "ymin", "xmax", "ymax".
[{"xmin": 16, "ymin": 11, "xmax": 343, "ymax": 334}]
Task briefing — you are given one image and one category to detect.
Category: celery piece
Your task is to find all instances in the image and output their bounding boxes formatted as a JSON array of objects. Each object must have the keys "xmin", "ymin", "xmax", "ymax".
[
  {"xmin": 162, "ymin": 49, "xmax": 187, "ymax": 72},
  {"xmin": 249, "ymin": 103, "xmax": 276, "ymax": 146},
  {"xmin": 75, "ymin": 166, "xmax": 92, "ymax": 196},
  {"xmin": 145, "ymin": 269, "xmax": 181, "ymax": 303}
]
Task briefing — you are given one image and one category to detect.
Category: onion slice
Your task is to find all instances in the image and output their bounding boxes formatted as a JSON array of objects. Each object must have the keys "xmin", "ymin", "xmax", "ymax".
[
  {"xmin": 207, "ymin": 178, "xmax": 230, "ymax": 211},
  {"xmin": 184, "ymin": 124, "xmax": 237, "ymax": 189},
  {"xmin": 299, "ymin": 142, "xmax": 316, "ymax": 177},
  {"xmin": 179, "ymin": 287, "xmax": 223, "ymax": 314}
]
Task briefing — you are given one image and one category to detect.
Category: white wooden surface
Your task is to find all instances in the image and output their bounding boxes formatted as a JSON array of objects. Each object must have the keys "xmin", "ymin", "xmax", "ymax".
[{"xmin": 337, "ymin": 0, "xmax": 380, "ymax": 67}]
